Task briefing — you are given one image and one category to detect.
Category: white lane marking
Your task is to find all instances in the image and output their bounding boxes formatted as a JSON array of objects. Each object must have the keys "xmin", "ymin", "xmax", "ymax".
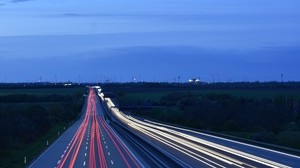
[
  {"xmin": 86, "ymin": 146, "xmax": 88, "ymax": 150},
  {"xmin": 111, "ymin": 160, "xmax": 114, "ymax": 165},
  {"xmin": 106, "ymin": 146, "xmax": 108, "ymax": 149},
  {"xmin": 83, "ymin": 161, "xmax": 86, "ymax": 166},
  {"xmin": 108, "ymin": 152, "xmax": 110, "ymax": 156},
  {"xmin": 104, "ymin": 141, "xmax": 106, "ymax": 144},
  {"xmin": 86, "ymin": 142, "xmax": 88, "ymax": 145},
  {"xmin": 29, "ymin": 123, "xmax": 75, "ymax": 167},
  {"xmin": 85, "ymin": 153, "xmax": 87, "ymax": 157}
]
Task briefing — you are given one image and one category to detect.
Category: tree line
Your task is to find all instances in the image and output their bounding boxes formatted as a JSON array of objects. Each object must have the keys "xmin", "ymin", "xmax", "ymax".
[{"xmin": 159, "ymin": 92, "xmax": 299, "ymax": 132}]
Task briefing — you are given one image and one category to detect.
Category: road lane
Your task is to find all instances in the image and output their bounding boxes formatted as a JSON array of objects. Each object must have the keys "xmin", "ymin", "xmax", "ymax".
[
  {"xmin": 58, "ymin": 88, "xmax": 143, "ymax": 168},
  {"xmin": 30, "ymin": 88, "xmax": 144, "ymax": 168}
]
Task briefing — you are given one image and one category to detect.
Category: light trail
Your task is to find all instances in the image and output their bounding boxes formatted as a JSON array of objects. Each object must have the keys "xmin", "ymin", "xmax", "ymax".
[
  {"xmin": 130, "ymin": 118, "xmax": 290, "ymax": 168},
  {"xmin": 58, "ymin": 90, "xmax": 92, "ymax": 168},
  {"xmin": 87, "ymin": 89, "xmax": 108, "ymax": 168},
  {"xmin": 57, "ymin": 89, "xmax": 102, "ymax": 168},
  {"xmin": 101, "ymin": 93, "xmax": 294, "ymax": 168},
  {"xmin": 89, "ymin": 112, "xmax": 96, "ymax": 168},
  {"xmin": 99, "ymin": 117, "xmax": 141, "ymax": 168},
  {"xmin": 57, "ymin": 88, "xmax": 141, "ymax": 168},
  {"xmin": 127, "ymin": 116, "xmax": 246, "ymax": 167},
  {"xmin": 128, "ymin": 123, "xmax": 219, "ymax": 168}
]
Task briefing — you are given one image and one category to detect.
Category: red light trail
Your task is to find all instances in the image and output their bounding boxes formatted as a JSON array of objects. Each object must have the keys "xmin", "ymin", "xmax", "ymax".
[{"xmin": 57, "ymin": 88, "xmax": 140, "ymax": 168}]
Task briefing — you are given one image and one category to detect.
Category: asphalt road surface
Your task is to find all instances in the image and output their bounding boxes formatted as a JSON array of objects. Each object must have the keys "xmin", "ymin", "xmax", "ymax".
[{"xmin": 30, "ymin": 89, "xmax": 145, "ymax": 168}]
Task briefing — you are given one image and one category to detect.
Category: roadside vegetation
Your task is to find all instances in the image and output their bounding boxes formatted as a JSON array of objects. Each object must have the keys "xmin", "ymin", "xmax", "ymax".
[
  {"xmin": 0, "ymin": 84, "xmax": 85, "ymax": 168},
  {"xmin": 104, "ymin": 82, "xmax": 300, "ymax": 151}
]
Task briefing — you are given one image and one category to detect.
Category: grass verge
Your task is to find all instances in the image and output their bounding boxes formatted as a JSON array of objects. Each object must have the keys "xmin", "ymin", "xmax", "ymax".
[{"xmin": 0, "ymin": 122, "xmax": 69, "ymax": 168}]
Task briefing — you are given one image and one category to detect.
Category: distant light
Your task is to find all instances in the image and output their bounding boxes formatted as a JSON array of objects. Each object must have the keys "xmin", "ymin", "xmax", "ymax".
[
  {"xmin": 64, "ymin": 83, "xmax": 72, "ymax": 86},
  {"xmin": 189, "ymin": 78, "xmax": 200, "ymax": 83}
]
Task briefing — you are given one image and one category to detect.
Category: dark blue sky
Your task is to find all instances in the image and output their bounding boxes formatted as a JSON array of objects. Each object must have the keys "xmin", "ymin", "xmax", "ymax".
[{"xmin": 0, "ymin": 0, "xmax": 300, "ymax": 82}]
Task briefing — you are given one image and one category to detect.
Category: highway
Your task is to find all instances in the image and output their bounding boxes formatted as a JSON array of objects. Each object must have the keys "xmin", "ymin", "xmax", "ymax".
[
  {"xmin": 29, "ymin": 88, "xmax": 145, "ymax": 168},
  {"xmin": 30, "ymin": 87, "xmax": 300, "ymax": 168},
  {"xmin": 100, "ymin": 90, "xmax": 300, "ymax": 168}
]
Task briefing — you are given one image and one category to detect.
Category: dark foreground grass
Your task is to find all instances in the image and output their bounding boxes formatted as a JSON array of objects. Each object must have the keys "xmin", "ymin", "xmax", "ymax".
[{"xmin": 0, "ymin": 122, "xmax": 69, "ymax": 168}]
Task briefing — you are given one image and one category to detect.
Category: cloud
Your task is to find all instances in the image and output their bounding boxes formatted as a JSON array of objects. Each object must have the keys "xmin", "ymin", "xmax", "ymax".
[
  {"xmin": 11, "ymin": 0, "xmax": 33, "ymax": 3},
  {"xmin": 91, "ymin": 45, "xmax": 300, "ymax": 81},
  {"xmin": 1, "ymin": 32, "xmax": 299, "ymax": 82},
  {"xmin": 58, "ymin": 13, "xmax": 92, "ymax": 18},
  {"xmin": 50, "ymin": 13, "xmax": 137, "ymax": 18},
  {"xmin": 1, "ymin": 45, "xmax": 300, "ymax": 82},
  {"xmin": 0, "ymin": 1, "xmax": 5, "ymax": 6}
]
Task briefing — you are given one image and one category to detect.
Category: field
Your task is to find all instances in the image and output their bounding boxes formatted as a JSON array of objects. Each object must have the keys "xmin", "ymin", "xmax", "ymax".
[
  {"xmin": 0, "ymin": 86, "xmax": 86, "ymax": 168},
  {"xmin": 1, "ymin": 122, "xmax": 68, "ymax": 168},
  {"xmin": 118, "ymin": 89, "xmax": 300, "ymax": 104}
]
